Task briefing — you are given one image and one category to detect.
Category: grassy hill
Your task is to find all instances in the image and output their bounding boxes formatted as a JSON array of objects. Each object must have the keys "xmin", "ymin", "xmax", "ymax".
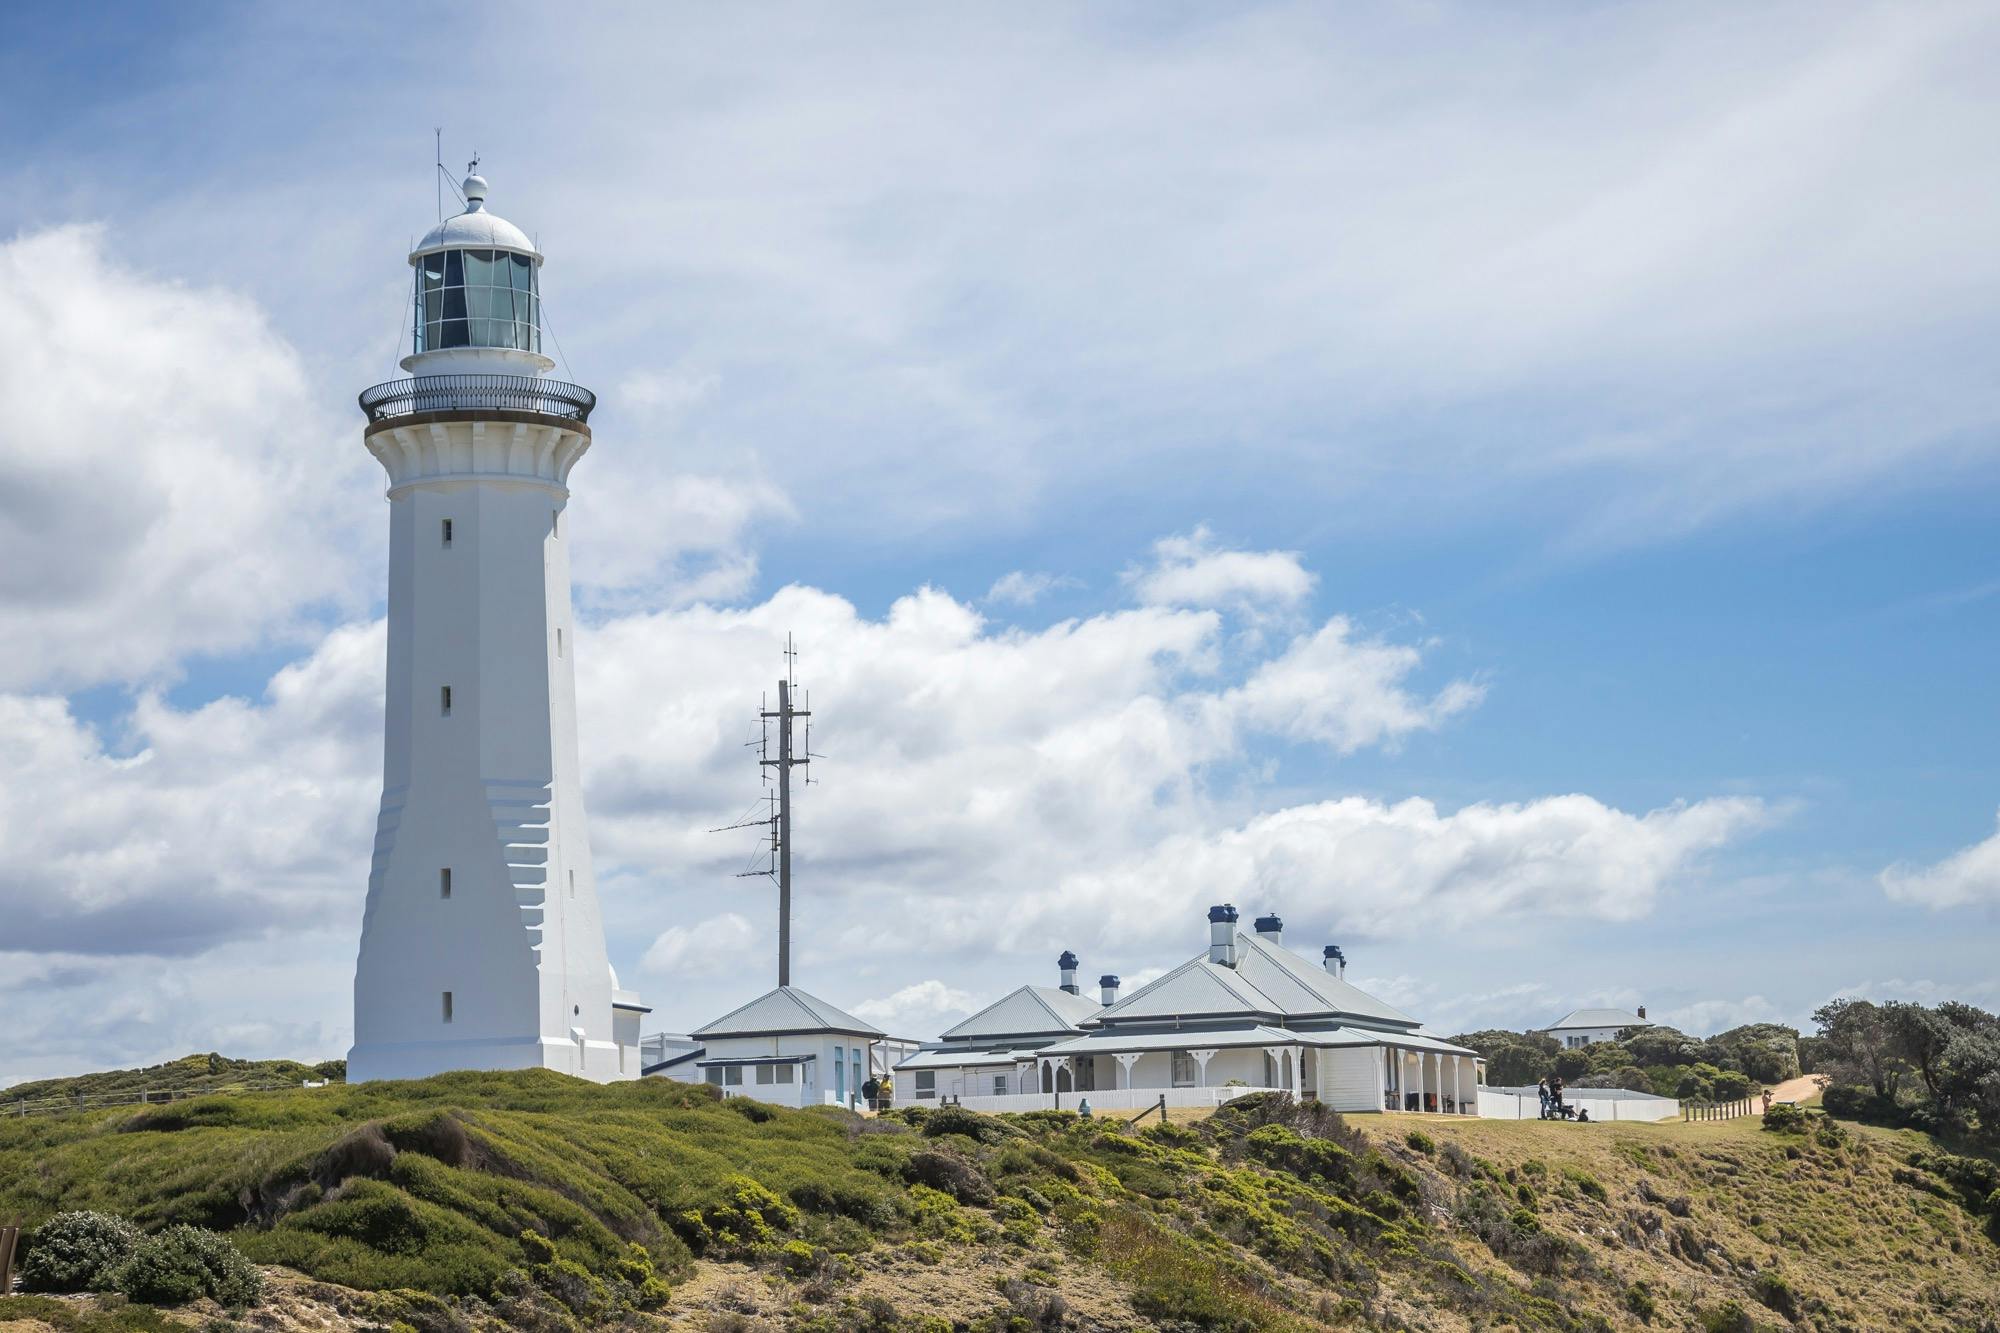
[
  {"xmin": 0, "ymin": 1073, "xmax": 1996, "ymax": 1331},
  {"xmin": 4, "ymin": 1054, "xmax": 345, "ymax": 1105}
]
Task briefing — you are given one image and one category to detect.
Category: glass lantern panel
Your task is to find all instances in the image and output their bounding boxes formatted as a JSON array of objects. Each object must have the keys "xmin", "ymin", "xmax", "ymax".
[
  {"xmin": 511, "ymin": 253, "xmax": 535, "ymax": 290},
  {"xmin": 442, "ymin": 250, "xmax": 463, "ymax": 287},
  {"xmin": 462, "ymin": 249, "xmax": 498, "ymax": 288}
]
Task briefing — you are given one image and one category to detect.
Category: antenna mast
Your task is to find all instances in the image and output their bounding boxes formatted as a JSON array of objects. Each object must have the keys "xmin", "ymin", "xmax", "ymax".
[{"xmin": 761, "ymin": 636, "xmax": 812, "ymax": 986}]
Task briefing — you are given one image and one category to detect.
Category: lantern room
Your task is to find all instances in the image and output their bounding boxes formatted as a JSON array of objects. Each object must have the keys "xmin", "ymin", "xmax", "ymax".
[{"xmin": 401, "ymin": 174, "xmax": 554, "ymax": 374}]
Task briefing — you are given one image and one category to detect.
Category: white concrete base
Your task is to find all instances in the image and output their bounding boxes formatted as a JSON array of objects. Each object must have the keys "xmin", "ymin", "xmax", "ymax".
[{"xmin": 348, "ymin": 1035, "xmax": 635, "ymax": 1083}]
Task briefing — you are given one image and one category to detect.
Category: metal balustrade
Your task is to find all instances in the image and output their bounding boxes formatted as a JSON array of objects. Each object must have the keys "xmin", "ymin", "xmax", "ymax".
[{"xmin": 358, "ymin": 374, "xmax": 596, "ymax": 425}]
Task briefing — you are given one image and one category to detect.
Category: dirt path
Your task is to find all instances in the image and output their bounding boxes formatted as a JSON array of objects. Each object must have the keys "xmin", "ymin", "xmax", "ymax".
[{"xmin": 1765, "ymin": 1073, "xmax": 1829, "ymax": 1104}]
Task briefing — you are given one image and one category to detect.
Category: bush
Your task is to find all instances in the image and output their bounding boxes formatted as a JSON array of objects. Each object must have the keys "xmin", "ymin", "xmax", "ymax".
[
  {"xmin": 114, "ymin": 1225, "xmax": 264, "ymax": 1309},
  {"xmin": 1625, "ymin": 1280, "xmax": 1658, "ymax": 1322},
  {"xmin": 1404, "ymin": 1129, "xmax": 1436, "ymax": 1154},
  {"xmin": 19, "ymin": 1210, "xmax": 141, "ymax": 1293},
  {"xmin": 1753, "ymin": 1270, "xmax": 1800, "ymax": 1318},
  {"xmin": 1761, "ymin": 1103, "xmax": 1811, "ymax": 1134},
  {"xmin": 1698, "ymin": 1299, "xmax": 1756, "ymax": 1333},
  {"xmin": 903, "ymin": 1148, "xmax": 995, "ymax": 1206}
]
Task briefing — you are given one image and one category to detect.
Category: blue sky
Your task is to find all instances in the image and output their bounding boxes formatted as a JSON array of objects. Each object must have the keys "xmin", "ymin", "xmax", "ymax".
[{"xmin": 2, "ymin": 1, "xmax": 1997, "ymax": 1084}]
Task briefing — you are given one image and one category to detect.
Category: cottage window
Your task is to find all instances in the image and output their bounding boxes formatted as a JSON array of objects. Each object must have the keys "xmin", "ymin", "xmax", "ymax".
[
  {"xmin": 914, "ymin": 1071, "xmax": 935, "ymax": 1099},
  {"xmin": 755, "ymin": 1063, "xmax": 775, "ymax": 1085},
  {"xmin": 723, "ymin": 1066, "xmax": 742, "ymax": 1086},
  {"xmin": 775, "ymin": 1063, "xmax": 795, "ymax": 1084},
  {"xmin": 1171, "ymin": 1052, "xmax": 1196, "ymax": 1087},
  {"xmin": 992, "ymin": 1074, "xmax": 1008, "ymax": 1096},
  {"xmin": 705, "ymin": 1069, "xmax": 723, "ymax": 1086}
]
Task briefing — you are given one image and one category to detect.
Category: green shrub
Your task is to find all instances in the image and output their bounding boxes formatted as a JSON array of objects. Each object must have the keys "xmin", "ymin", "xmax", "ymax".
[
  {"xmin": 1761, "ymin": 1103, "xmax": 1811, "ymax": 1134},
  {"xmin": 1753, "ymin": 1270, "xmax": 1799, "ymax": 1318},
  {"xmin": 19, "ymin": 1210, "xmax": 141, "ymax": 1293},
  {"xmin": 114, "ymin": 1225, "xmax": 264, "ymax": 1309},
  {"xmin": 1624, "ymin": 1280, "xmax": 1658, "ymax": 1322},
  {"xmin": 1698, "ymin": 1299, "xmax": 1756, "ymax": 1333},
  {"xmin": 1405, "ymin": 1129, "xmax": 1436, "ymax": 1155}
]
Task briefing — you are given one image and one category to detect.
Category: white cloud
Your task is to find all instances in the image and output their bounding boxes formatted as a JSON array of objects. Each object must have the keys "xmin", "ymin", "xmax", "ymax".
[
  {"xmin": 0, "ymin": 227, "xmax": 372, "ymax": 689},
  {"xmin": 1128, "ymin": 528, "xmax": 1315, "ymax": 613},
  {"xmin": 1879, "ymin": 811, "xmax": 2000, "ymax": 908},
  {"xmin": 641, "ymin": 912, "xmax": 761, "ymax": 979},
  {"xmin": 1220, "ymin": 617, "xmax": 1484, "ymax": 753},
  {"xmin": 852, "ymin": 980, "xmax": 978, "ymax": 1037},
  {"xmin": 985, "ymin": 571, "xmax": 1078, "ymax": 607}
]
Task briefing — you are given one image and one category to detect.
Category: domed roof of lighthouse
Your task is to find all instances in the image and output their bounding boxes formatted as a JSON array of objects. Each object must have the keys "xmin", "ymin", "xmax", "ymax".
[{"xmin": 411, "ymin": 173, "xmax": 542, "ymax": 263}]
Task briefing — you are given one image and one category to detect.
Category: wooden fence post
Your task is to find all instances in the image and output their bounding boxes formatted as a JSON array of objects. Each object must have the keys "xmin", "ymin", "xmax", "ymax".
[{"xmin": 0, "ymin": 1223, "xmax": 20, "ymax": 1295}]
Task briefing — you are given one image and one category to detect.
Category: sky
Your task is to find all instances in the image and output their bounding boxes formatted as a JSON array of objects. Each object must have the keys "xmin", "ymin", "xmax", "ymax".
[{"xmin": 2, "ymin": 0, "xmax": 1998, "ymax": 1086}]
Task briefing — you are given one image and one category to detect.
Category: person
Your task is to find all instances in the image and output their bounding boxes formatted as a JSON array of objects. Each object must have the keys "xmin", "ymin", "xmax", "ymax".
[
  {"xmin": 1550, "ymin": 1074, "xmax": 1566, "ymax": 1115},
  {"xmin": 1537, "ymin": 1078, "xmax": 1551, "ymax": 1119},
  {"xmin": 1576, "ymin": 1106, "xmax": 1590, "ymax": 1123},
  {"xmin": 861, "ymin": 1076, "xmax": 881, "ymax": 1110},
  {"xmin": 1077, "ymin": 1098, "xmax": 1092, "ymax": 1120}
]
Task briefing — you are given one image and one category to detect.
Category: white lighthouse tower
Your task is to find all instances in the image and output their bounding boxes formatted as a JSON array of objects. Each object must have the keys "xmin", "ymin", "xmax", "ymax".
[{"xmin": 347, "ymin": 172, "xmax": 645, "ymax": 1082}]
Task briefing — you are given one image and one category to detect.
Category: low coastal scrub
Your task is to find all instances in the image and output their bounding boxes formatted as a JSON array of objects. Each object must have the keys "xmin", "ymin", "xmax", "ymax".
[{"xmin": 1, "ymin": 1071, "xmax": 1997, "ymax": 1329}]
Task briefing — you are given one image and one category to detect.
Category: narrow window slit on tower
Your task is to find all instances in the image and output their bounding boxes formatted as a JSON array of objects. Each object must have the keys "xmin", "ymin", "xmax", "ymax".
[
  {"xmin": 569, "ymin": 868, "xmax": 576, "ymax": 898},
  {"xmin": 441, "ymin": 685, "xmax": 452, "ymax": 715},
  {"xmin": 557, "ymin": 627, "xmax": 563, "ymax": 657},
  {"xmin": 442, "ymin": 518, "xmax": 454, "ymax": 546},
  {"xmin": 440, "ymin": 867, "xmax": 452, "ymax": 899},
  {"xmin": 442, "ymin": 991, "xmax": 454, "ymax": 1023}
]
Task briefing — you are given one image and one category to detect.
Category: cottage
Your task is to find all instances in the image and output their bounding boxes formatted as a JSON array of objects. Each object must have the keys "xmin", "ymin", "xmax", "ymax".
[
  {"xmin": 1032, "ymin": 906, "xmax": 1482, "ymax": 1115},
  {"xmin": 892, "ymin": 951, "xmax": 1108, "ymax": 1105},
  {"xmin": 1538, "ymin": 1006, "xmax": 1652, "ymax": 1049},
  {"xmin": 681, "ymin": 986, "xmax": 886, "ymax": 1109}
]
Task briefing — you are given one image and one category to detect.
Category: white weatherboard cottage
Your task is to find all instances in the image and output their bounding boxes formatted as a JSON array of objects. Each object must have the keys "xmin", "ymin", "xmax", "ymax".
[
  {"xmin": 685, "ymin": 987, "xmax": 886, "ymax": 1109},
  {"xmin": 909, "ymin": 908, "xmax": 1483, "ymax": 1115},
  {"xmin": 892, "ymin": 952, "xmax": 1108, "ymax": 1105},
  {"xmin": 347, "ymin": 175, "xmax": 645, "ymax": 1082},
  {"xmin": 1538, "ymin": 1006, "xmax": 1653, "ymax": 1050}
]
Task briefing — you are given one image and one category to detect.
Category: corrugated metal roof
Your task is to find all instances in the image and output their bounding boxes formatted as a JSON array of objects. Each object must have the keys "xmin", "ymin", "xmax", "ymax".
[
  {"xmin": 1542, "ymin": 1008, "xmax": 1649, "ymax": 1032},
  {"xmin": 691, "ymin": 986, "xmax": 884, "ymax": 1038},
  {"xmin": 940, "ymin": 985, "xmax": 1101, "ymax": 1041},
  {"xmin": 893, "ymin": 1048, "xmax": 1025, "ymax": 1071},
  {"xmin": 1039, "ymin": 1024, "xmax": 1301, "ymax": 1055},
  {"xmin": 1041, "ymin": 1022, "xmax": 1476, "ymax": 1058},
  {"xmin": 1091, "ymin": 932, "xmax": 1419, "ymax": 1028}
]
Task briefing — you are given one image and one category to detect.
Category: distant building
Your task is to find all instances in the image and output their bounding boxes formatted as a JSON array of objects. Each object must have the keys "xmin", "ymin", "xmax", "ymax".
[
  {"xmin": 678, "ymin": 986, "xmax": 887, "ymax": 1109},
  {"xmin": 892, "ymin": 952, "xmax": 1107, "ymax": 1104},
  {"xmin": 1538, "ymin": 1006, "xmax": 1653, "ymax": 1049}
]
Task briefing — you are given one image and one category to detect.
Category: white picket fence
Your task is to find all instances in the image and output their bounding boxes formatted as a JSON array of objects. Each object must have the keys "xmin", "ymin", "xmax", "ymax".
[
  {"xmin": 1477, "ymin": 1088, "xmax": 1681, "ymax": 1122},
  {"xmin": 938, "ymin": 1084, "xmax": 1279, "ymax": 1114}
]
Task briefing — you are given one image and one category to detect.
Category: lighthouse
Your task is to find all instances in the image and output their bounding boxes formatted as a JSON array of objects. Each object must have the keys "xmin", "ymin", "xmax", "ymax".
[{"xmin": 347, "ymin": 172, "xmax": 645, "ymax": 1082}]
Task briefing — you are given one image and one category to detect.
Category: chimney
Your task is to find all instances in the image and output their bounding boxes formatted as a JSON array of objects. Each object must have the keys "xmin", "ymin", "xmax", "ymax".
[
  {"xmin": 1323, "ymin": 944, "xmax": 1346, "ymax": 979},
  {"xmin": 1207, "ymin": 904, "xmax": 1239, "ymax": 967},
  {"xmin": 1637, "ymin": 1004, "xmax": 1646, "ymax": 1020},
  {"xmin": 1253, "ymin": 913, "xmax": 1283, "ymax": 945},
  {"xmin": 1099, "ymin": 974, "xmax": 1121, "ymax": 1006},
  {"xmin": 1057, "ymin": 950, "xmax": 1080, "ymax": 995}
]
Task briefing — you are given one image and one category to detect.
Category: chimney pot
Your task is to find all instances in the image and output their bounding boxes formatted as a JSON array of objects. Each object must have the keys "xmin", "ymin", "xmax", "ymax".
[
  {"xmin": 1322, "ymin": 944, "xmax": 1346, "ymax": 979},
  {"xmin": 1057, "ymin": 950, "xmax": 1080, "ymax": 996},
  {"xmin": 1253, "ymin": 913, "xmax": 1284, "ymax": 944},
  {"xmin": 1098, "ymin": 974, "xmax": 1120, "ymax": 1005},
  {"xmin": 1207, "ymin": 904, "xmax": 1239, "ymax": 967},
  {"xmin": 1636, "ymin": 1004, "xmax": 1646, "ymax": 1020}
]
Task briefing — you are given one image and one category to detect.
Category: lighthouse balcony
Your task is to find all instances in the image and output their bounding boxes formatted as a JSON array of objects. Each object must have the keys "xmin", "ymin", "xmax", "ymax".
[{"xmin": 359, "ymin": 373, "xmax": 596, "ymax": 427}]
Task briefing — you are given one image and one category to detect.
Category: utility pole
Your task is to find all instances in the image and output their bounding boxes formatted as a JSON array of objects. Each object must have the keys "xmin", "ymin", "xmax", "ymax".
[
  {"xmin": 714, "ymin": 638, "xmax": 814, "ymax": 987},
  {"xmin": 761, "ymin": 663, "xmax": 810, "ymax": 986}
]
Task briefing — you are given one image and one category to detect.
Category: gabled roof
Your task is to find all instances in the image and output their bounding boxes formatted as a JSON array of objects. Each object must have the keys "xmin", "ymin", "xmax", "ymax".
[
  {"xmin": 941, "ymin": 985, "xmax": 1102, "ymax": 1042},
  {"xmin": 1541, "ymin": 1007, "xmax": 1650, "ymax": 1033},
  {"xmin": 1091, "ymin": 932, "xmax": 1418, "ymax": 1029},
  {"xmin": 692, "ymin": 986, "xmax": 884, "ymax": 1039}
]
